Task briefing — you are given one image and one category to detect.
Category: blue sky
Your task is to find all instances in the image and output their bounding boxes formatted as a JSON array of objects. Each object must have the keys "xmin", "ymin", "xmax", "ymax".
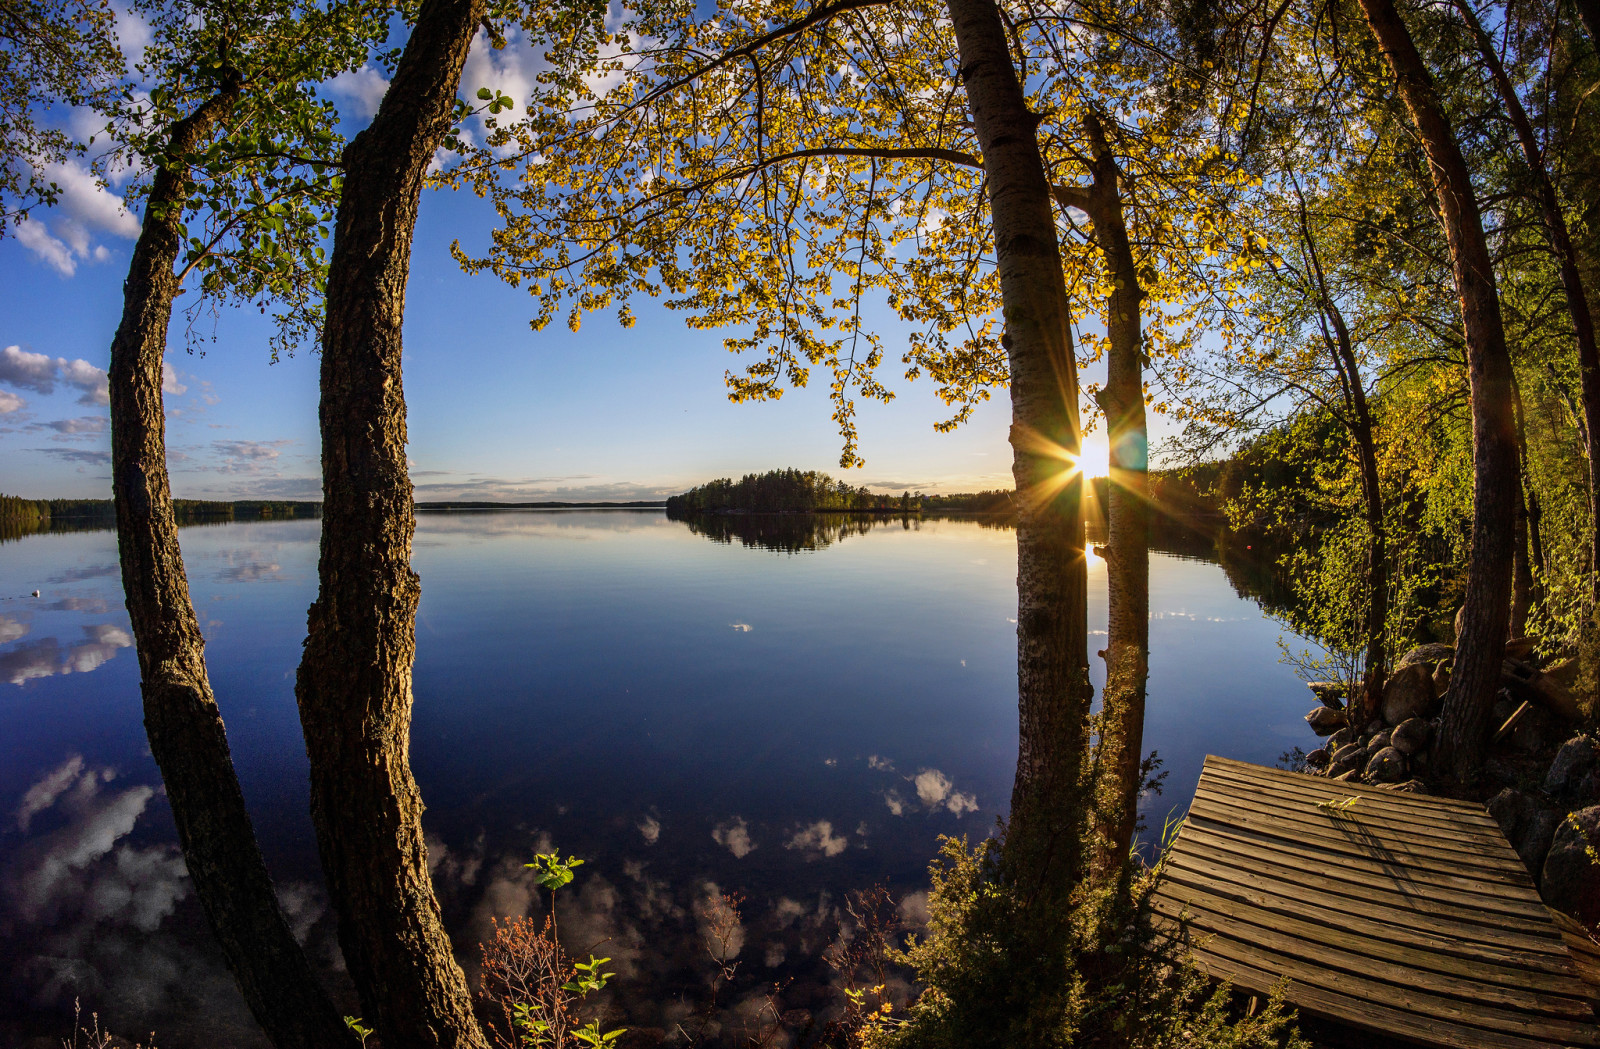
[{"xmin": 0, "ymin": 20, "xmax": 1121, "ymax": 504}]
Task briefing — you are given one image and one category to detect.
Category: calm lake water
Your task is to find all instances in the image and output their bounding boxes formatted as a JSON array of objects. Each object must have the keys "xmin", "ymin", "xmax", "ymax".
[{"xmin": 0, "ymin": 510, "xmax": 1319, "ymax": 1046}]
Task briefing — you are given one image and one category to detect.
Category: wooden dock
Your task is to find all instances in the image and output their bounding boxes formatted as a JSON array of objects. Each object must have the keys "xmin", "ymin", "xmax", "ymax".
[{"xmin": 1150, "ymin": 755, "xmax": 1599, "ymax": 1048}]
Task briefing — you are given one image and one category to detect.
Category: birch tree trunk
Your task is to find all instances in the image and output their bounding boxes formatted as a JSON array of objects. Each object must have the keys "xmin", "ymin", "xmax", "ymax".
[
  {"xmin": 1054, "ymin": 113, "xmax": 1149, "ymax": 883},
  {"xmin": 948, "ymin": 0, "xmax": 1092, "ymax": 897},
  {"xmin": 293, "ymin": 0, "xmax": 491, "ymax": 1045},
  {"xmin": 1355, "ymin": 0, "xmax": 1518, "ymax": 779},
  {"xmin": 109, "ymin": 78, "xmax": 356, "ymax": 1049}
]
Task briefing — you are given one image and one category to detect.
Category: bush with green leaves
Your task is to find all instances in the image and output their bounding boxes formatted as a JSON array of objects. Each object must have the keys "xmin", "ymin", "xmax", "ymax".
[{"xmin": 864, "ymin": 834, "xmax": 1308, "ymax": 1049}]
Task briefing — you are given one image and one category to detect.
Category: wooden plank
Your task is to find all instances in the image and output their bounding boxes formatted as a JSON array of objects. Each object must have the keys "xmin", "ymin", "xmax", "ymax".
[
  {"xmin": 1158, "ymin": 855, "xmax": 1577, "ymax": 974},
  {"xmin": 1204, "ymin": 756, "xmax": 1498, "ymax": 821},
  {"xmin": 1169, "ymin": 824, "xmax": 1560, "ymax": 936},
  {"xmin": 1151, "ymin": 882, "xmax": 1594, "ymax": 1017},
  {"xmin": 1156, "ymin": 919, "xmax": 1600, "ymax": 1045},
  {"xmin": 1186, "ymin": 801, "xmax": 1535, "ymax": 897},
  {"xmin": 1152, "ymin": 758, "xmax": 1600, "ymax": 1048},
  {"xmin": 1550, "ymin": 909, "xmax": 1600, "ymax": 1001},
  {"xmin": 1190, "ymin": 783, "xmax": 1530, "ymax": 877},
  {"xmin": 1152, "ymin": 924, "xmax": 1598, "ymax": 1049},
  {"xmin": 1199, "ymin": 766, "xmax": 1515, "ymax": 846}
]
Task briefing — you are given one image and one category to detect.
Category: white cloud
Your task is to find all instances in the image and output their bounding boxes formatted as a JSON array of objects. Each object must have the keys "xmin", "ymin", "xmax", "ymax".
[
  {"xmin": 15, "ymin": 217, "xmax": 76, "ymax": 274},
  {"xmin": 0, "ymin": 346, "xmax": 107, "ymax": 404},
  {"xmin": 328, "ymin": 65, "xmax": 390, "ymax": 120},
  {"xmin": 912, "ymin": 768, "xmax": 978, "ymax": 816},
  {"xmin": 211, "ymin": 439, "xmax": 293, "ymax": 473},
  {"xmin": 785, "ymin": 820, "xmax": 848, "ymax": 859},
  {"xmin": 0, "ymin": 345, "xmax": 59, "ymax": 391},
  {"xmin": 40, "ymin": 415, "xmax": 106, "ymax": 435},
  {"xmin": 637, "ymin": 815, "xmax": 660, "ymax": 845},
  {"xmin": 867, "ymin": 755, "xmax": 894, "ymax": 771},
  {"xmin": 12, "ymin": 162, "xmax": 139, "ymax": 275},
  {"xmin": 692, "ymin": 882, "xmax": 745, "ymax": 962},
  {"xmin": 0, "ymin": 615, "xmax": 29, "ymax": 646},
  {"xmin": 14, "ymin": 755, "xmax": 84, "ymax": 832},
  {"xmin": 0, "ymin": 390, "xmax": 23, "ymax": 413},
  {"xmin": 162, "ymin": 361, "xmax": 186, "ymax": 395},
  {"xmin": 883, "ymin": 789, "xmax": 905, "ymax": 816},
  {"xmin": 712, "ymin": 817, "xmax": 755, "ymax": 858}
]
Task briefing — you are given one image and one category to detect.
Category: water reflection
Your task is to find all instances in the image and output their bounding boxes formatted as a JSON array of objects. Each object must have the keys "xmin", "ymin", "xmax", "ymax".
[
  {"xmin": 669, "ymin": 509, "xmax": 917, "ymax": 553},
  {"xmin": 0, "ymin": 510, "xmax": 1324, "ymax": 1046}
]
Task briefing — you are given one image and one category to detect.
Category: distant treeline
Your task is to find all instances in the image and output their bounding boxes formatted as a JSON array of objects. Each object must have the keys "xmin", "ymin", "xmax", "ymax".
[
  {"xmin": 666, "ymin": 469, "xmax": 913, "ymax": 513},
  {"xmin": 0, "ymin": 494, "xmax": 320, "ymax": 525},
  {"xmin": 416, "ymin": 501, "xmax": 666, "ymax": 509}
]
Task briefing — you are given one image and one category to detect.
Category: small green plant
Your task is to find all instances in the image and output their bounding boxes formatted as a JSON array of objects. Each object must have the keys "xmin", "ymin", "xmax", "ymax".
[
  {"xmin": 525, "ymin": 852, "xmax": 585, "ymax": 892},
  {"xmin": 1315, "ymin": 794, "xmax": 1361, "ymax": 814},
  {"xmin": 343, "ymin": 1016, "xmax": 373, "ymax": 1047},
  {"xmin": 479, "ymin": 851, "xmax": 626, "ymax": 1049}
]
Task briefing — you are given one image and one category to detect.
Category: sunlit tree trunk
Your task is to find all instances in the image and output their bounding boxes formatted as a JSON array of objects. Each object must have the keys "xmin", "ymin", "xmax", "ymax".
[
  {"xmin": 293, "ymin": 0, "xmax": 491, "ymax": 1045},
  {"xmin": 948, "ymin": 0, "xmax": 1092, "ymax": 897},
  {"xmin": 1054, "ymin": 112, "xmax": 1149, "ymax": 883},
  {"xmin": 1356, "ymin": 0, "xmax": 1518, "ymax": 779},
  {"xmin": 109, "ymin": 77, "xmax": 356, "ymax": 1049}
]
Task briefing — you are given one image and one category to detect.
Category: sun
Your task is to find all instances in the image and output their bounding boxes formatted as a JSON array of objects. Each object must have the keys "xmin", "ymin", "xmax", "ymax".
[{"xmin": 1079, "ymin": 435, "xmax": 1112, "ymax": 479}]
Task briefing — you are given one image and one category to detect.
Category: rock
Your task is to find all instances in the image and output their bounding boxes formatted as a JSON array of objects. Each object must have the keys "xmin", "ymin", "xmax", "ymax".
[
  {"xmin": 1381, "ymin": 663, "xmax": 1437, "ymax": 726},
  {"xmin": 1411, "ymin": 748, "xmax": 1429, "ymax": 769},
  {"xmin": 1390, "ymin": 717, "xmax": 1430, "ymax": 755},
  {"xmin": 1488, "ymin": 788, "xmax": 1535, "ymax": 843},
  {"xmin": 1305, "ymin": 706, "xmax": 1346, "ymax": 736},
  {"xmin": 1366, "ymin": 729, "xmax": 1393, "ymax": 753},
  {"xmin": 1432, "ymin": 661, "xmax": 1451, "ymax": 695},
  {"xmin": 1397, "ymin": 643, "xmax": 1454, "ymax": 669},
  {"xmin": 1364, "ymin": 747, "xmax": 1407, "ymax": 784},
  {"xmin": 1333, "ymin": 768, "xmax": 1362, "ymax": 782},
  {"xmin": 1307, "ymin": 681, "xmax": 1346, "ymax": 709},
  {"xmin": 1576, "ymin": 769, "xmax": 1600, "ymax": 806},
  {"xmin": 1485, "ymin": 789, "xmax": 1563, "ymax": 875},
  {"xmin": 1331, "ymin": 743, "xmax": 1367, "ymax": 774},
  {"xmin": 1491, "ymin": 695, "xmax": 1516, "ymax": 724},
  {"xmin": 1540, "ymin": 805, "xmax": 1600, "ymax": 925},
  {"xmin": 1306, "ymin": 748, "xmax": 1330, "ymax": 769},
  {"xmin": 1365, "ymin": 719, "xmax": 1385, "ymax": 736},
  {"xmin": 1329, "ymin": 726, "xmax": 1356, "ymax": 749},
  {"xmin": 1544, "ymin": 736, "xmax": 1599, "ymax": 796},
  {"xmin": 1519, "ymin": 809, "xmax": 1562, "ymax": 874},
  {"xmin": 1505, "ymin": 636, "xmax": 1536, "ymax": 661}
]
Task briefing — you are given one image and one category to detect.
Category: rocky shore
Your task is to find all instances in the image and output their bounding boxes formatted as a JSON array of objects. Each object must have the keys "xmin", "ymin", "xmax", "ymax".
[{"xmin": 1299, "ymin": 641, "xmax": 1598, "ymax": 928}]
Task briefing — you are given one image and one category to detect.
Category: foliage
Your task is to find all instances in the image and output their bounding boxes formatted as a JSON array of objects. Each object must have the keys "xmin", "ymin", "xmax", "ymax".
[
  {"xmin": 446, "ymin": 0, "xmax": 1272, "ymax": 466},
  {"xmin": 90, "ymin": 0, "xmax": 394, "ymax": 358},
  {"xmin": 668, "ymin": 468, "xmax": 907, "ymax": 513},
  {"xmin": 481, "ymin": 853, "xmax": 626, "ymax": 1049},
  {"xmin": 0, "ymin": 0, "xmax": 122, "ymax": 233},
  {"xmin": 864, "ymin": 835, "xmax": 1308, "ymax": 1049}
]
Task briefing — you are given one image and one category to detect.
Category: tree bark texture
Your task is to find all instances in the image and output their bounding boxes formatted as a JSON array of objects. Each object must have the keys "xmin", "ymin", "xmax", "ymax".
[
  {"xmin": 1356, "ymin": 0, "xmax": 1518, "ymax": 779},
  {"xmin": 1453, "ymin": 0, "xmax": 1600, "ymax": 611},
  {"xmin": 949, "ymin": 0, "xmax": 1092, "ymax": 897},
  {"xmin": 1057, "ymin": 113, "xmax": 1149, "ymax": 883},
  {"xmin": 293, "ymin": 1, "xmax": 490, "ymax": 1046},
  {"xmin": 108, "ymin": 81, "xmax": 357, "ymax": 1049}
]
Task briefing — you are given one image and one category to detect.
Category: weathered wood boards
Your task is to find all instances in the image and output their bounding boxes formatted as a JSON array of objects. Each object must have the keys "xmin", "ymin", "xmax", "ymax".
[{"xmin": 1151, "ymin": 756, "xmax": 1599, "ymax": 1048}]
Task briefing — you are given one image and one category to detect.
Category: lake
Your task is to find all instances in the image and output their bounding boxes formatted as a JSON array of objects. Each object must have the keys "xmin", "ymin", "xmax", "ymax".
[{"xmin": 0, "ymin": 510, "xmax": 1320, "ymax": 1046}]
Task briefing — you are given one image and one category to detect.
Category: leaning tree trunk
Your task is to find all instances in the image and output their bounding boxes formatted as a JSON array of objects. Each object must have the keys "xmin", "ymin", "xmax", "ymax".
[
  {"xmin": 949, "ymin": 0, "xmax": 1092, "ymax": 898},
  {"xmin": 1453, "ymin": 0, "xmax": 1600, "ymax": 612},
  {"xmin": 293, "ymin": 0, "xmax": 490, "ymax": 1046},
  {"xmin": 109, "ymin": 79, "xmax": 356, "ymax": 1049},
  {"xmin": 1356, "ymin": 0, "xmax": 1518, "ymax": 780},
  {"xmin": 1054, "ymin": 112, "xmax": 1149, "ymax": 884}
]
